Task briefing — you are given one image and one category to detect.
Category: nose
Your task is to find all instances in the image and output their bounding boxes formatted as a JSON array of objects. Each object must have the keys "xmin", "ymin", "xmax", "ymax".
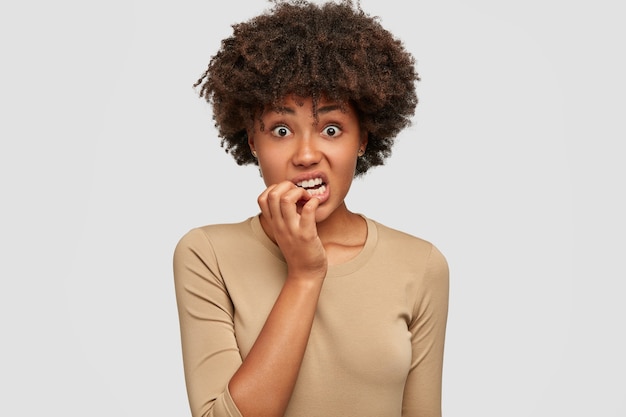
[{"xmin": 291, "ymin": 134, "xmax": 321, "ymax": 167}]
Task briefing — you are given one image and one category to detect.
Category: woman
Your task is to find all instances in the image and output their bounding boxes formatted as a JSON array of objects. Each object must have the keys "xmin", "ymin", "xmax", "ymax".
[{"xmin": 173, "ymin": 1, "xmax": 449, "ymax": 416}]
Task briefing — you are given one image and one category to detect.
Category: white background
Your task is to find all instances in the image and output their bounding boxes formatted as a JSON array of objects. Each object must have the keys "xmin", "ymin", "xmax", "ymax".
[{"xmin": 1, "ymin": 0, "xmax": 624, "ymax": 416}]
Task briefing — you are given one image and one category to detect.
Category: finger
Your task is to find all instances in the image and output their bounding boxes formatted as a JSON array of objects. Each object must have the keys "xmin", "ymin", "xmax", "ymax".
[
  {"xmin": 266, "ymin": 182, "xmax": 298, "ymax": 227},
  {"xmin": 279, "ymin": 186, "xmax": 310, "ymax": 225},
  {"xmin": 299, "ymin": 195, "xmax": 320, "ymax": 231},
  {"xmin": 257, "ymin": 184, "xmax": 277, "ymax": 220}
]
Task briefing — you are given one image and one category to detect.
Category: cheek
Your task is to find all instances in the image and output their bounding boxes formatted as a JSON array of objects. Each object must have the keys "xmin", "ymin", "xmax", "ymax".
[
  {"xmin": 257, "ymin": 155, "xmax": 282, "ymax": 184},
  {"xmin": 340, "ymin": 152, "xmax": 360, "ymax": 174},
  {"xmin": 332, "ymin": 157, "xmax": 359, "ymax": 190}
]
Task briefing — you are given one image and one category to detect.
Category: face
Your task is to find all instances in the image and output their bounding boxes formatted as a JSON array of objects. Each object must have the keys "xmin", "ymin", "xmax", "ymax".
[{"xmin": 248, "ymin": 95, "xmax": 367, "ymax": 223}]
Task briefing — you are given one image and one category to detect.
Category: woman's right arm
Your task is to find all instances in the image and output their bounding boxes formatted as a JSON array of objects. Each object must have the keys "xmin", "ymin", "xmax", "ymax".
[
  {"xmin": 174, "ymin": 182, "xmax": 326, "ymax": 417},
  {"xmin": 227, "ymin": 182, "xmax": 327, "ymax": 417},
  {"xmin": 173, "ymin": 227, "xmax": 244, "ymax": 417}
]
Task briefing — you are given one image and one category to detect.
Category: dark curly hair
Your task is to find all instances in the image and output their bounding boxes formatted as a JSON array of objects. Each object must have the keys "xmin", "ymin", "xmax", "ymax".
[{"xmin": 194, "ymin": 0, "xmax": 419, "ymax": 176}]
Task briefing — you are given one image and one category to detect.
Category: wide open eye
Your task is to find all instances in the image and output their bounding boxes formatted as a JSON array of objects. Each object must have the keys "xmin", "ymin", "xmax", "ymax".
[
  {"xmin": 322, "ymin": 125, "xmax": 342, "ymax": 138},
  {"xmin": 271, "ymin": 125, "xmax": 291, "ymax": 137}
]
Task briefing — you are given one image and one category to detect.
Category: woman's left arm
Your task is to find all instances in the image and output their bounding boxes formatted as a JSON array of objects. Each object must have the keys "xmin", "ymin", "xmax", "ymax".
[{"xmin": 402, "ymin": 244, "xmax": 450, "ymax": 417}]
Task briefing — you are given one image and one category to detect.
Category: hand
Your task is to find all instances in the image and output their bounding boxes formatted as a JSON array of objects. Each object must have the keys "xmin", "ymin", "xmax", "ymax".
[{"xmin": 257, "ymin": 181, "xmax": 328, "ymax": 280}]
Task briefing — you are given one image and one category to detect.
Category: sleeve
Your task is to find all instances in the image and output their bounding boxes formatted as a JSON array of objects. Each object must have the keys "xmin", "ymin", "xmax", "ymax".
[
  {"xmin": 173, "ymin": 228, "xmax": 244, "ymax": 417},
  {"xmin": 402, "ymin": 244, "xmax": 450, "ymax": 417}
]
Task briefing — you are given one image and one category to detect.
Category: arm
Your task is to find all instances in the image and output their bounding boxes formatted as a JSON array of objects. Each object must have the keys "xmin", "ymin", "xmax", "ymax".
[
  {"xmin": 173, "ymin": 229, "xmax": 323, "ymax": 417},
  {"xmin": 174, "ymin": 182, "xmax": 326, "ymax": 417},
  {"xmin": 173, "ymin": 228, "xmax": 244, "ymax": 417},
  {"xmin": 227, "ymin": 272, "xmax": 323, "ymax": 417},
  {"xmin": 227, "ymin": 182, "xmax": 327, "ymax": 417},
  {"xmin": 402, "ymin": 245, "xmax": 450, "ymax": 417}
]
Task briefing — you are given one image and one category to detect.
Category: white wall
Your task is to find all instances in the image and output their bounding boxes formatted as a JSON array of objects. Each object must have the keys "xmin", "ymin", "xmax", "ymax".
[{"xmin": 1, "ymin": 0, "xmax": 624, "ymax": 415}]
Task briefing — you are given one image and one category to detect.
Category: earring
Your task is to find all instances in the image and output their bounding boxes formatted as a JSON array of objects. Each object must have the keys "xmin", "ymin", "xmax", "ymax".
[
  {"xmin": 251, "ymin": 150, "xmax": 257, "ymax": 158},
  {"xmin": 357, "ymin": 149, "xmax": 365, "ymax": 156}
]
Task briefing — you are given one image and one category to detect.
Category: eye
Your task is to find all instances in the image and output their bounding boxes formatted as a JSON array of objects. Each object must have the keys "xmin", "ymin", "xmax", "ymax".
[
  {"xmin": 322, "ymin": 125, "xmax": 342, "ymax": 138},
  {"xmin": 271, "ymin": 125, "xmax": 291, "ymax": 138}
]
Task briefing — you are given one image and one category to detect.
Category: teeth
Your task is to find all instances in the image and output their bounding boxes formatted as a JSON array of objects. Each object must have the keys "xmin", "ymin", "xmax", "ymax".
[
  {"xmin": 296, "ymin": 177, "xmax": 323, "ymax": 188},
  {"xmin": 306, "ymin": 184, "xmax": 326, "ymax": 196}
]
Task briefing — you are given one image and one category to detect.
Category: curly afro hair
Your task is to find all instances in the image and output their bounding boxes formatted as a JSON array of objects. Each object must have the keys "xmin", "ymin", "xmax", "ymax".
[{"xmin": 194, "ymin": 0, "xmax": 419, "ymax": 176}]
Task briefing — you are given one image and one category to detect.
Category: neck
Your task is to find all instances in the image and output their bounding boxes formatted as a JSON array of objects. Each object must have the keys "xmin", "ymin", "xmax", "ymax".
[
  {"xmin": 316, "ymin": 204, "xmax": 368, "ymax": 265},
  {"xmin": 315, "ymin": 203, "xmax": 363, "ymax": 245}
]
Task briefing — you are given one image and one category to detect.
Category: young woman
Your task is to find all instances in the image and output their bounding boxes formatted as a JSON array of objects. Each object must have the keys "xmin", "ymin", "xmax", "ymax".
[{"xmin": 173, "ymin": 2, "xmax": 449, "ymax": 416}]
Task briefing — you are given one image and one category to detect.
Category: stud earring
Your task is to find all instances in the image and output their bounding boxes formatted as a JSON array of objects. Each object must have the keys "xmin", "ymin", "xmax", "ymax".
[
  {"xmin": 357, "ymin": 149, "xmax": 365, "ymax": 156},
  {"xmin": 251, "ymin": 150, "xmax": 257, "ymax": 158}
]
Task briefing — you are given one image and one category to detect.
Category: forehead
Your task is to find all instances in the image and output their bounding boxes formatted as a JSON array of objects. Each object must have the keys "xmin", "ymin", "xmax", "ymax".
[
  {"xmin": 252, "ymin": 94, "xmax": 360, "ymax": 132},
  {"xmin": 264, "ymin": 94, "xmax": 352, "ymax": 116}
]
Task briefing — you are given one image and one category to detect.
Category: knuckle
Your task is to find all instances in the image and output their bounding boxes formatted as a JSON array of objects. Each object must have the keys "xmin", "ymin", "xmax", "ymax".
[{"xmin": 268, "ymin": 189, "xmax": 281, "ymax": 200}]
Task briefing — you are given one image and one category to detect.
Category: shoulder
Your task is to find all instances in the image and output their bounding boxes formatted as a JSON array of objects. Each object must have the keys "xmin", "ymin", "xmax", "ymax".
[
  {"xmin": 174, "ymin": 217, "xmax": 256, "ymax": 260},
  {"xmin": 370, "ymin": 219, "xmax": 442, "ymax": 254},
  {"xmin": 176, "ymin": 217, "xmax": 253, "ymax": 245},
  {"xmin": 367, "ymin": 217, "xmax": 449, "ymax": 277}
]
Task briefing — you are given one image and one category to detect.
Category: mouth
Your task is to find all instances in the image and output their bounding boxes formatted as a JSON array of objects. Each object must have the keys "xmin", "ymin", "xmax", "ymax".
[{"xmin": 295, "ymin": 177, "xmax": 327, "ymax": 197}]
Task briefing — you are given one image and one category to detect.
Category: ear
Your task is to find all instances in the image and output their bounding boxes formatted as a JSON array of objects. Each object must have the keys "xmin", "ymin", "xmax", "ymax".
[
  {"xmin": 359, "ymin": 130, "xmax": 368, "ymax": 152},
  {"xmin": 247, "ymin": 129, "xmax": 256, "ymax": 154}
]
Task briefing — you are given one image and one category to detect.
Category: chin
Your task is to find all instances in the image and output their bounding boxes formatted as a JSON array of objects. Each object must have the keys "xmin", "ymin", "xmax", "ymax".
[{"xmin": 313, "ymin": 205, "xmax": 335, "ymax": 224}]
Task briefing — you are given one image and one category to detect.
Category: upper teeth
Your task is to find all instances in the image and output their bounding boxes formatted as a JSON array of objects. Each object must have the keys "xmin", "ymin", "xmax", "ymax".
[{"xmin": 296, "ymin": 178, "xmax": 323, "ymax": 189}]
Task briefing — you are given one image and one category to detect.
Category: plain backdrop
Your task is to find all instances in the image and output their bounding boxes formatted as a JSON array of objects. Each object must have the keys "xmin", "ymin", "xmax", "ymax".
[{"xmin": 1, "ymin": 0, "xmax": 624, "ymax": 416}]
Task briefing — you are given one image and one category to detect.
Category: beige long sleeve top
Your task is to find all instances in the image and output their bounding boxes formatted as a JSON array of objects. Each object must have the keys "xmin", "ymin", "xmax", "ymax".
[{"xmin": 173, "ymin": 215, "xmax": 449, "ymax": 417}]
